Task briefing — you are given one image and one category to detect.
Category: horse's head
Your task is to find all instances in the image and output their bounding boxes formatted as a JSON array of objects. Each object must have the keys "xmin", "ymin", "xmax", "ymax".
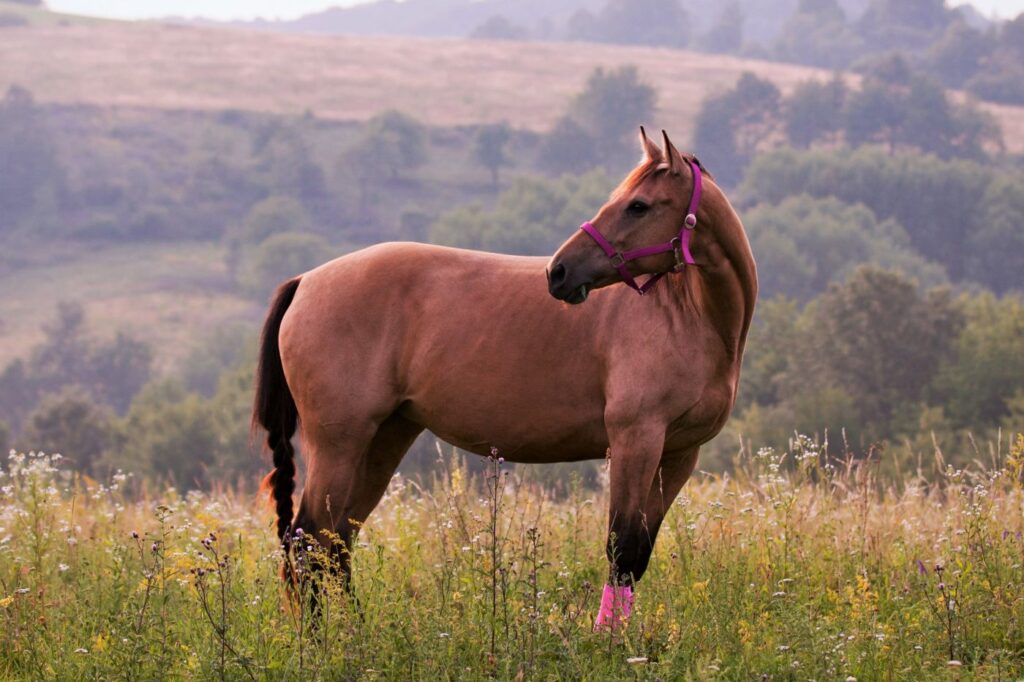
[{"xmin": 547, "ymin": 127, "xmax": 699, "ymax": 303}]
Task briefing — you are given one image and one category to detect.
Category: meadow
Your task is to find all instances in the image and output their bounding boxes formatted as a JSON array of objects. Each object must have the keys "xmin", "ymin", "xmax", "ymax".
[
  {"xmin": 2, "ymin": 21, "xmax": 1024, "ymax": 154},
  {"xmin": 2, "ymin": 433, "xmax": 1023, "ymax": 680}
]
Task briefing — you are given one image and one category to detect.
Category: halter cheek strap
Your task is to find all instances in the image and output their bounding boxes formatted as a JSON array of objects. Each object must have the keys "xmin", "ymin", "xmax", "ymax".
[{"xmin": 580, "ymin": 158, "xmax": 702, "ymax": 296}]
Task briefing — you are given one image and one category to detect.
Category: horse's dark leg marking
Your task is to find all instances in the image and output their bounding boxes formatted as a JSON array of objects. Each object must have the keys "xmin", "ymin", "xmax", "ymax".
[
  {"xmin": 604, "ymin": 419, "xmax": 666, "ymax": 585},
  {"xmin": 627, "ymin": 447, "xmax": 700, "ymax": 582}
]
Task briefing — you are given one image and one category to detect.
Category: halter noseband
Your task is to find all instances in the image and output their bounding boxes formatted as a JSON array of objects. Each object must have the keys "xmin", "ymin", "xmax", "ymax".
[{"xmin": 580, "ymin": 158, "xmax": 702, "ymax": 296}]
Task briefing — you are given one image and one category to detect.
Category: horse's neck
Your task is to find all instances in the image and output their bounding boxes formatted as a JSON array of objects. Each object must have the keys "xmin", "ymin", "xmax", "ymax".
[{"xmin": 675, "ymin": 188, "xmax": 757, "ymax": 361}]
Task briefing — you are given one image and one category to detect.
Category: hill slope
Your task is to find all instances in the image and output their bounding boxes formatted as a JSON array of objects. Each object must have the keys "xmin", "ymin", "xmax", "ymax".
[{"xmin": 3, "ymin": 22, "xmax": 1021, "ymax": 152}]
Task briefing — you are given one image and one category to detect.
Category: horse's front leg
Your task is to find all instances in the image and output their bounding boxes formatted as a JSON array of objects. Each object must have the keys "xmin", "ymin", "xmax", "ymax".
[{"xmin": 595, "ymin": 417, "xmax": 666, "ymax": 630}]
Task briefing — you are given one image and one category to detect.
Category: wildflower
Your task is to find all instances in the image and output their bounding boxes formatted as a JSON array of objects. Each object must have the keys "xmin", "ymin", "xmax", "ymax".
[
  {"xmin": 74, "ymin": 648, "xmax": 88, "ymax": 654},
  {"xmin": 947, "ymin": 660, "xmax": 962, "ymax": 668},
  {"xmin": 58, "ymin": 564, "xmax": 69, "ymax": 572},
  {"xmin": 916, "ymin": 560, "xmax": 926, "ymax": 575},
  {"xmin": 626, "ymin": 657, "xmax": 648, "ymax": 665},
  {"xmin": 151, "ymin": 542, "xmax": 159, "ymax": 553},
  {"xmin": 15, "ymin": 588, "xmax": 30, "ymax": 595},
  {"xmin": 131, "ymin": 531, "xmax": 139, "ymax": 540}
]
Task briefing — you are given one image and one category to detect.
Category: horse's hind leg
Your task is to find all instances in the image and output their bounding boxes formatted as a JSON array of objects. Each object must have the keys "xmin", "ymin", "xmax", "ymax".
[{"xmin": 292, "ymin": 412, "xmax": 423, "ymax": 580}]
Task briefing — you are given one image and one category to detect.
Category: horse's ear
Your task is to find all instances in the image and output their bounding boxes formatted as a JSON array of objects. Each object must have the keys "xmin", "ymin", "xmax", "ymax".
[
  {"xmin": 661, "ymin": 130, "xmax": 685, "ymax": 174},
  {"xmin": 639, "ymin": 126, "xmax": 662, "ymax": 162}
]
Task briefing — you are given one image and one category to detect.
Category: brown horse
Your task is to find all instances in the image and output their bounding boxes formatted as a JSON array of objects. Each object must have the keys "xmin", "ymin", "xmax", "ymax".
[{"xmin": 254, "ymin": 128, "xmax": 756, "ymax": 624}]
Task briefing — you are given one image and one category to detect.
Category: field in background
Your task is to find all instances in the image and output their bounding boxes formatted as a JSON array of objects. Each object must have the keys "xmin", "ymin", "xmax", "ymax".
[
  {"xmin": 2, "ymin": 439, "xmax": 1023, "ymax": 678},
  {"xmin": 0, "ymin": 242, "xmax": 259, "ymax": 372},
  {"xmin": 3, "ymin": 22, "xmax": 1024, "ymax": 153}
]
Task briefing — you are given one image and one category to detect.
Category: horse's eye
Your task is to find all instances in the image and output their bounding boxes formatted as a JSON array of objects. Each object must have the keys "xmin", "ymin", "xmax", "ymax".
[{"xmin": 627, "ymin": 200, "xmax": 649, "ymax": 216}]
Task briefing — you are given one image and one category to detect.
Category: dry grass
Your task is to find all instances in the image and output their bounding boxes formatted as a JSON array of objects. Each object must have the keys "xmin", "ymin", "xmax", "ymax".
[
  {"xmin": 3, "ymin": 437, "xmax": 1024, "ymax": 678},
  {"xmin": 3, "ymin": 22, "xmax": 1021, "ymax": 152}
]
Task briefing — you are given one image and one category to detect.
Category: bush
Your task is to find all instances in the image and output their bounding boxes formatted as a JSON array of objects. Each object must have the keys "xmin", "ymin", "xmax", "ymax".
[
  {"xmin": 19, "ymin": 386, "xmax": 115, "ymax": 476},
  {"xmin": 744, "ymin": 195, "xmax": 946, "ymax": 301},
  {"xmin": 237, "ymin": 231, "xmax": 333, "ymax": 300}
]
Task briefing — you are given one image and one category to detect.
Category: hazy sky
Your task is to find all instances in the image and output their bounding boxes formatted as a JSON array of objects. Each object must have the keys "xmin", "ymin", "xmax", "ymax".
[{"xmin": 43, "ymin": 0, "xmax": 1024, "ymax": 22}]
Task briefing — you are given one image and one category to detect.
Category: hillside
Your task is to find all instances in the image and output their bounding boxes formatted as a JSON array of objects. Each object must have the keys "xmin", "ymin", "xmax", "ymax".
[{"xmin": 2, "ymin": 21, "xmax": 1022, "ymax": 152}]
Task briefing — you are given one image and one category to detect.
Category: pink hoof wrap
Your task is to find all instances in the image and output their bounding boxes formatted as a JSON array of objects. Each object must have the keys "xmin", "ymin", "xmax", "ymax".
[{"xmin": 594, "ymin": 584, "xmax": 633, "ymax": 631}]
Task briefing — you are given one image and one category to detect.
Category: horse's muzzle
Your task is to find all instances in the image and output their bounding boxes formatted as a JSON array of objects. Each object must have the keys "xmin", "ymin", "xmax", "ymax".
[{"xmin": 546, "ymin": 262, "xmax": 591, "ymax": 304}]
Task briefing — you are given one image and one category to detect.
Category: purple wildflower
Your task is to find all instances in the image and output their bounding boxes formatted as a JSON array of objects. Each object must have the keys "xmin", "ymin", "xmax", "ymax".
[{"xmin": 916, "ymin": 560, "xmax": 927, "ymax": 576}]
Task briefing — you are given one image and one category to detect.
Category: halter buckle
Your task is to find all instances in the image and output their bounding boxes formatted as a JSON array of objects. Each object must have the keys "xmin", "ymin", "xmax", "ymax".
[
  {"xmin": 610, "ymin": 253, "xmax": 626, "ymax": 268},
  {"xmin": 670, "ymin": 237, "xmax": 686, "ymax": 271}
]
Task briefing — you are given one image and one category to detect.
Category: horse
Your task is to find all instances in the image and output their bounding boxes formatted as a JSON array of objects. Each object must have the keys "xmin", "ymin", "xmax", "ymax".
[{"xmin": 253, "ymin": 128, "xmax": 757, "ymax": 628}]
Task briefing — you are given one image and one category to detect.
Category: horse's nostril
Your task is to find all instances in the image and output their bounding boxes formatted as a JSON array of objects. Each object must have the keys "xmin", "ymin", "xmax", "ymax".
[{"xmin": 549, "ymin": 262, "xmax": 567, "ymax": 287}]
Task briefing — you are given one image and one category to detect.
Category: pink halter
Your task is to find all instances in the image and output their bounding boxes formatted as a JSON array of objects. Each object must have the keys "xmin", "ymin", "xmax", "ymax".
[{"xmin": 580, "ymin": 158, "xmax": 702, "ymax": 295}]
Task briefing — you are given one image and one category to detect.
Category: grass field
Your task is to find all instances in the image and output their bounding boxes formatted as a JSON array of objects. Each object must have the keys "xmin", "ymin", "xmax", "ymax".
[
  {"xmin": 2, "ymin": 436, "xmax": 1024, "ymax": 679},
  {"xmin": 0, "ymin": 242, "xmax": 260, "ymax": 372},
  {"xmin": 3, "ymin": 20, "xmax": 1023, "ymax": 154}
]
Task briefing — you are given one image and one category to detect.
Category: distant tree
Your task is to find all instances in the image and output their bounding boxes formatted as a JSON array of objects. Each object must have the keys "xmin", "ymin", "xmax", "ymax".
[
  {"xmin": 25, "ymin": 302, "xmax": 97, "ymax": 411},
  {"xmin": 774, "ymin": 0, "xmax": 863, "ymax": 69},
  {"xmin": 857, "ymin": 0, "xmax": 951, "ymax": 52},
  {"xmin": 113, "ymin": 380, "xmax": 219, "ymax": 489},
  {"xmin": 473, "ymin": 123, "xmax": 513, "ymax": 188},
  {"xmin": 739, "ymin": 147, "xmax": 997, "ymax": 281},
  {"xmin": 226, "ymin": 196, "xmax": 312, "ymax": 279},
  {"xmin": 842, "ymin": 55, "xmax": 997, "ymax": 159},
  {"xmin": 537, "ymin": 116, "xmax": 600, "ymax": 175},
  {"xmin": 965, "ymin": 52, "xmax": 1024, "ymax": 105},
  {"xmin": 0, "ymin": 419, "xmax": 8, "ymax": 453},
  {"xmin": 252, "ymin": 123, "xmax": 326, "ymax": 201},
  {"xmin": 89, "ymin": 332, "xmax": 153, "ymax": 414},
  {"xmin": 341, "ymin": 110, "xmax": 429, "ymax": 208},
  {"xmin": 567, "ymin": 0, "xmax": 690, "ymax": 48},
  {"xmin": 0, "ymin": 85, "xmax": 63, "ymax": 233},
  {"xmin": 966, "ymin": 174, "xmax": 1024, "ymax": 293},
  {"xmin": 430, "ymin": 170, "xmax": 612, "ymax": 255},
  {"xmin": 19, "ymin": 386, "xmax": 115, "ymax": 475},
  {"xmin": 234, "ymin": 196, "xmax": 310, "ymax": 247},
  {"xmin": 470, "ymin": 15, "xmax": 528, "ymax": 41},
  {"xmin": 205, "ymin": 362, "xmax": 265, "ymax": 482},
  {"xmin": 933, "ymin": 293, "xmax": 1024, "ymax": 428},
  {"xmin": 238, "ymin": 231, "xmax": 332, "ymax": 300},
  {"xmin": 783, "ymin": 76, "xmax": 848, "ymax": 147},
  {"xmin": 926, "ymin": 20, "xmax": 992, "ymax": 88},
  {"xmin": 790, "ymin": 267, "xmax": 961, "ymax": 431},
  {"xmin": 698, "ymin": 1, "xmax": 744, "ymax": 54},
  {"xmin": 179, "ymin": 322, "xmax": 256, "ymax": 397},
  {"xmin": 569, "ymin": 66, "xmax": 656, "ymax": 165},
  {"xmin": 744, "ymin": 195, "xmax": 946, "ymax": 301},
  {"xmin": 364, "ymin": 110, "xmax": 428, "ymax": 178},
  {"xmin": 693, "ymin": 73, "xmax": 780, "ymax": 186},
  {"xmin": 736, "ymin": 296, "xmax": 800, "ymax": 410}
]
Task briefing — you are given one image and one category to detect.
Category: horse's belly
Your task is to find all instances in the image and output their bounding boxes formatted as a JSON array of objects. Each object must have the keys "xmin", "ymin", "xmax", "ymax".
[{"xmin": 399, "ymin": 386, "xmax": 610, "ymax": 464}]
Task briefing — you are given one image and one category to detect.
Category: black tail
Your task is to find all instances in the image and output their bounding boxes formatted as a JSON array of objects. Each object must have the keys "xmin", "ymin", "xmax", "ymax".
[{"xmin": 254, "ymin": 277, "xmax": 301, "ymax": 549}]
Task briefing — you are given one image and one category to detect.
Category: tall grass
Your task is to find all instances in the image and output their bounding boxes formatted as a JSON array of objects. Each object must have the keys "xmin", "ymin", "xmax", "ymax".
[{"xmin": 2, "ymin": 434, "xmax": 1023, "ymax": 679}]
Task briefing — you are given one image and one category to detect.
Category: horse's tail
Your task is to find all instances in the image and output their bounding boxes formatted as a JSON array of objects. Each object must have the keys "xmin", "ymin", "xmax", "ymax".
[{"xmin": 253, "ymin": 277, "xmax": 302, "ymax": 549}]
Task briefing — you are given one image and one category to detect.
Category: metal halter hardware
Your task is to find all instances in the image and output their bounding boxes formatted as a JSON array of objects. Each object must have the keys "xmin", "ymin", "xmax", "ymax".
[{"xmin": 579, "ymin": 159, "xmax": 702, "ymax": 296}]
